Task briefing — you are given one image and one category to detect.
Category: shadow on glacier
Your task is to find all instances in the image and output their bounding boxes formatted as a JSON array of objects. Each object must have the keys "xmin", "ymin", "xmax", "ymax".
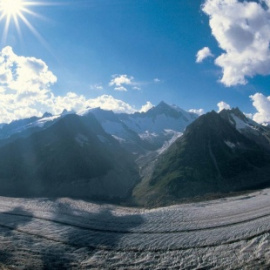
[
  {"xmin": 0, "ymin": 206, "xmax": 74, "ymax": 269},
  {"xmin": 0, "ymin": 201, "xmax": 144, "ymax": 269},
  {"xmin": 40, "ymin": 199, "xmax": 144, "ymax": 269},
  {"xmin": 53, "ymin": 200, "xmax": 144, "ymax": 247},
  {"xmin": 0, "ymin": 207, "xmax": 33, "ymax": 267}
]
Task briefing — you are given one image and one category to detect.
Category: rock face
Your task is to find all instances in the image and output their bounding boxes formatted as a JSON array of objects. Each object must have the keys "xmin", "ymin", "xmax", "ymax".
[
  {"xmin": 135, "ymin": 110, "xmax": 270, "ymax": 206},
  {"xmin": 0, "ymin": 113, "xmax": 139, "ymax": 202}
]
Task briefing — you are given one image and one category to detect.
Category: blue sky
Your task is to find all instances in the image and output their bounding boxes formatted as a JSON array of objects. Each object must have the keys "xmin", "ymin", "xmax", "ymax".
[{"xmin": 1, "ymin": 0, "xmax": 270, "ymax": 123}]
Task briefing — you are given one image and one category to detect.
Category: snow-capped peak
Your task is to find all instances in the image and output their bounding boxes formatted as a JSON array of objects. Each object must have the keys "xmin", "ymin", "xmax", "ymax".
[
  {"xmin": 219, "ymin": 108, "xmax": 260, "ymax": 132},
  {"xmin": 33, "ymin": 114, "xmax": 61, "ymax": 128}
]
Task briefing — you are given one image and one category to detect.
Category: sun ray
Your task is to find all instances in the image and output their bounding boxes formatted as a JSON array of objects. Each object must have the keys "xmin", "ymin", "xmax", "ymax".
[
  {"xmin": 18, "ymin": 11, "xmax": 51, "ymax": 52},
  {"xmin": 23, "ymin": 2, "xmax": 65, "ymax": 7},
  {"xmin": 21, "ymin": 7, "xmax": 48, "ymax": 21},
  {"xmin": 13, "ymin": 13, "xmax": 22, "ymax": 37},
  {"xmin": 2, "ymin": 14, "xmax": 11, "ymax": 44},
  {"xmin": 0, "ymin": 13, "xmax": 5, "ymax": 21}
]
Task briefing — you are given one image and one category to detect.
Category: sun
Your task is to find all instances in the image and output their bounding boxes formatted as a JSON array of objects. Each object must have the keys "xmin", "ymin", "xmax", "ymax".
[
  {"xmin": 0, "ymin": 0, "xmax": 24, "ymax": 17},
  {"xmin": 0, "ymin": 0, "xmax": 56, "ymax": 47}
]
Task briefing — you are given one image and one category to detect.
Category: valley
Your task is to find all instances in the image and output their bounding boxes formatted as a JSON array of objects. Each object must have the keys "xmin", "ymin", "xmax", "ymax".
[
  {"xmin": 0, "ymin": 102, "xmax": 270, "ymax": 268},
  {"xmin": 1, "ymin": 0, "xmax": 270, "ymax": 268}
]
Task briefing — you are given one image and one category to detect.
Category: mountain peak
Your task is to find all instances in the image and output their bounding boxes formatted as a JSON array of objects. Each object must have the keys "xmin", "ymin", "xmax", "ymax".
[
  {"xmin": 157, "ymin": 101, "xmax": 169, "ymax": 107},
  {"xmin": 219, "ymin": 107, "xmax": 248, "ymax": 126},
  {"xmin": 230, "ymin": 107, "xmax": 246, "ymax": 119},
  {"xmin": 145, "ymin": 101, "xmax": 180, "ymax": 119},
  {"xmin": 220, "ymin": 107, "xmax": 244, "ymax": 117},
  {"xmin": 42, "ymin": 112, "xmax": 52, "ymax": 118},
  {"xmin": 138, "ymin": 101, "xmax": 198, "ymax": 125},
  {"xmin": 150, "ymin": 101, "xmax": 178, "ymax": 113},
  {"xmin": 186, "ymin": 110, "xmax": 219, "ymax": 131},
  {"xmin": 61, "ymin": 109, "xmax": 75, "ymax": 116},
  {"xmin": 149, "ymin": 101, "xmax": 171, "ymax": 112}
]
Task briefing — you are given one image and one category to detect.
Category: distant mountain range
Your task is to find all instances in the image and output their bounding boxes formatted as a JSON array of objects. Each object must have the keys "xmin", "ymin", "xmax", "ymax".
[
  {"xmin": 84, "ymin": 101, "xmax": 197, "ymax": 154},
  {"xmin": 0, "ymin": 102, "xmax": 270, "ymax": 206}
]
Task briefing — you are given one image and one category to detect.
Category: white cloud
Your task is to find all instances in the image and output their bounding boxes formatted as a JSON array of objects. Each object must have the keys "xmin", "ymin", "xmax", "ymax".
[
  {"xmin": 109, "ymin": 74, "xmax": 133, "ymax": 86},
  {"xmin": 56, "ymin": 94, "xmax": 138, "ymax": 114},
  {"xmin": 189, "ymin": 108, "xmax": 205, "ymax": 115},
  {"xmin": 88, "ymin": 97, "xmax": 154, "ymax": 114},
  {"xmin": 196, "ymin": 47, "xmax": 214, "ymax": 63},
  {"xmin": 109, "ymin": 74, "xmax": 143, "ymax": 91},
  {"xmin": 203, "ymin": 0, "xmax": 270, "ymax": 86},
  {"xmin": 85, "ymin": 95, "xmax": 136, "ymax": 113},
  {"xmin": 250, "ymin": 92, "xmax": 270, "ymax": 124},
  {"xmin": 90, "ymin": 84, "xmax": 103, "ymax": 91},
  {"xmin": 140, "ymin": 101, "xmax": 154, "ymax": 113},
  {"xmin": 217, "ymin": 101, "xmax": 231, "ymax": 112},
  {"xmin": 154, "ymin": 78, "xmax": 161, "ymax": 83},
  {"xmin": 244, "ymin": 112, "xmax": 253, "ymax": 119},
  {"xmin": 109, "ymin": 74, "xmax": 134, "ymax": 91},
  {"xmin": 0, "ymin": 47, "xmax": 153, "ymax": 122},
  {"xmin": 114, "ymin": 86, "xmax": 127, "ymax": 92},
  {"xmin": 0, "ymin": 46, "xmax": 57, "ymax": 122}
]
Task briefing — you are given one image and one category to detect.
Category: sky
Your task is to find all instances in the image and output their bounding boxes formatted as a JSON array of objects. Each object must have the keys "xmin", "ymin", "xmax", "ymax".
[{"xmin": 1, "ymin": 0, "xmax": 270, "ymax": 123}]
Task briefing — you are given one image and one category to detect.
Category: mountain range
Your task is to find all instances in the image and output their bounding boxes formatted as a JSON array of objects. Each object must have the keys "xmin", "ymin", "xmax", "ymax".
[
  {"xmin": 0, "ymin": 102, "xmax": 270, "ymax": 206},
  {"xmin": 134, "ymin": 109, "xmax": 270, "ymax": 206}
]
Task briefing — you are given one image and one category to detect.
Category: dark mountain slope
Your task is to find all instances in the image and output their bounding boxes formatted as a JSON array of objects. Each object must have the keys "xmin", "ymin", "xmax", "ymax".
[
  {"xmin": 0, "ymin": 113, "xmax": 139, "ymax": 202},
  {"xmin": 134, "ymin": 111, "xmax": 270, "ymax": 206}
]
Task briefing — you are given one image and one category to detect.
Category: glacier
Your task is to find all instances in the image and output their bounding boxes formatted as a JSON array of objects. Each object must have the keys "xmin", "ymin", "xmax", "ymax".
[{"xmin": 1, "ymin": 189, "xmax": 270, "ymax": 268}]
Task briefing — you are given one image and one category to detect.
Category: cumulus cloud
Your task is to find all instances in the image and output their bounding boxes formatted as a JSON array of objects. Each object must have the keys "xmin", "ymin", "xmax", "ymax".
[
  {"xmin": 202, "ymin": 0, "xmax": 270, "ymax": 86},
  {"xmin": 217, "ymin": 101, "xmax": 231, "ymax": 112},
  {"xmin": 250, "ymin": 92, "xmax": 270, "ymax": 124},
  {"xmin": 86, "ymin": 95, "xmax": 137, "ymax": 113},
  {"xmin": 140, "ymin": 101, "xmax": 154, "ymax": 113},
  {"xmin": 109, "ymin": 74, "xmax": 133, "ymax": 87},
  {"xmin": 244, "ymin": 112, "xmax": 253, "ymax": 119},
  {"xmin": 0, "ymin": 47, "xmax": 153, "ymax": 123},
  {"xmin": 109, "ymin": 74, "xmax": 134, "ymax": 91},
  {"xmin": 189, "ymin": 108, "xmax": 205, "ymax": 115},
  {"xmin": 0, "ymin": 46, "xmax": 57, "ymax": 122},
  {"xmin": 109, "ymin": 74, "xmax": 143, "ymax": 91},
  {"xmin": 196, "ymin": 47, "xmax": 214, "ymax": 63}
]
